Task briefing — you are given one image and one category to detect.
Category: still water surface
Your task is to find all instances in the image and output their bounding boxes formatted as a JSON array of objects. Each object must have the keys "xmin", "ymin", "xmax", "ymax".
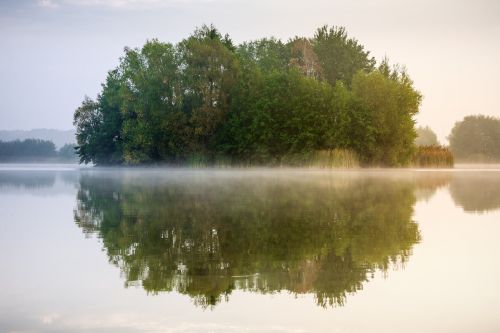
[{"xmin": 1, "ymin": 165, "xmax": 499, "ymax": 333}]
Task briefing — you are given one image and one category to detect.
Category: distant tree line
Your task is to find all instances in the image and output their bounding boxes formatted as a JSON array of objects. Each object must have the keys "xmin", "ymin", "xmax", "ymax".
[
  {"xmin": 449, "ymin": 115, "xmax": 500, "ymax": 162},
  {"xmin": 415, "ymin": 126, "xmax": 439, "ymax": 147},
  {"xmin": 58, "ymin": 143, "xmax": 78, "ymax": 160},
  {"xmin": 74, "ymin": 25, "xmax": 422, "ymax": 167},
  {"xmin": 0, "ymin": 139, "xmax": 77, "ymax": 162},
  {"xmin": 414, "ymin": 114, "xmax": 500, "ymax": 165}
]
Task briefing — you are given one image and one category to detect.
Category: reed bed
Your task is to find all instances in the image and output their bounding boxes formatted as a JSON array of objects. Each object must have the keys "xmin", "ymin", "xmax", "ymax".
[
  {"xmin": 413, "ymin": 145, "xmax": 454, "ymax": 168},
  {"xmin": 186, "ymin": 149, "xmax": 360, "ymax": 168},
  {"xmin": 280, "ymin": 149, "xmax": 360, "ymax": 168}
]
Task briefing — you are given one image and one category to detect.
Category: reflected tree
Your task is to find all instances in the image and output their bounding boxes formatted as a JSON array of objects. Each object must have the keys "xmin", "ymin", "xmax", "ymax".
[
  {"xmin": 74, "ymin": 172, "xmax": 448, "ymax": 308},
  {"xmin": 449, "ymin": 173, "xmax": 500, "ymax": 213}
]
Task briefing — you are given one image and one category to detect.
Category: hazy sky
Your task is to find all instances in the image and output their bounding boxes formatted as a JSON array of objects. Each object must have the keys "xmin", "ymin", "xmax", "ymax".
[{"xmin": 0, "ymin": 0, "xmax": 499, "ymax": 143}]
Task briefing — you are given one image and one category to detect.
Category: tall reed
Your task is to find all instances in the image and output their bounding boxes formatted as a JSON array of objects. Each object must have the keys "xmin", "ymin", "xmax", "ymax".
[
  {"xmin": 280, "ymin": 149, "xmax": 359, "ymax": 168},
  {"xmin": 413, "ymin": 145, "xmax": 454, "ymax": 168}
]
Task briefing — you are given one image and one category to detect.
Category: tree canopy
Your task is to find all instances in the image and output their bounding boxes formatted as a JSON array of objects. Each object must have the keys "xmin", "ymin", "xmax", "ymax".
[
  {"xmin": 448, "ymin": 115, "xmax": 500, "ymax": 162},
  {"xmin": 58, "ymin": 143, "xmax": 78, "ymax": 161},
  {"xmin": 74, "ymin": 25, "xmax": 422, "ymax": 167},
  {"xmin": 415, "ymin": 126, "xmax": 439, "ymax": 147}
]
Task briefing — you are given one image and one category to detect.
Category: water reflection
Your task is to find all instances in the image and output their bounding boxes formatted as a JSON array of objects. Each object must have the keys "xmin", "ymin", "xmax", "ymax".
[
  {"xmin": 74, "ymin": 171, "xmax": 451, "ymax": 308},
  {"xmin": 0, "ymin": 171, "xmax": 56, "ymax": 189},
  {"xmin": 413, "ymin": 172, "xmax": 452, "ymax": 202},
  {"xmin": 0, "ymin": 169, "xmax": 80, "ymax": 196},
  {"xmin": 449, "ymin": 172, "xmax": 500, "ymax": 213}
]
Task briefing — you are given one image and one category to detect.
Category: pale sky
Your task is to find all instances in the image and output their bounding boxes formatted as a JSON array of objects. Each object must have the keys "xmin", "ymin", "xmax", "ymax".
[{"xmin": 0, "ymin": 0, "xmax": 499, "ymax": 143}]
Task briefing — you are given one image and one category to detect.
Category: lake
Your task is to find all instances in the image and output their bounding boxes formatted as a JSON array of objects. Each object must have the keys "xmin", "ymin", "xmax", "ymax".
[{"xmin": 1, "ymin": 164, "xmax": 499, "ymax": 333}]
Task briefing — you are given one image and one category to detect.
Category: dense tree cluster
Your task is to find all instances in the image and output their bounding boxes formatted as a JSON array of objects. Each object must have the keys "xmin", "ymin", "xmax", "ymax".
[
  {"xmin": 0, "ymin": 139, "xmax": 56, "ymax": 161},
  {"xmin": 0, "ymin": 139, "xmax": 78, "ymax": 162},
  {"xmin": 74, "ymin": 25, "xmax": 422, "ymax": 166},
  {"xmin": 449, "ymin": 115, "xmax": 500, "ymax": 162}
]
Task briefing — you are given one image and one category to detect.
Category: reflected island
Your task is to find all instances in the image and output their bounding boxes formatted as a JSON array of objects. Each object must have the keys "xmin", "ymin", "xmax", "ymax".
[{"xmin": 74, "ymin": 171, "xmax": 448, "ymax": 308}]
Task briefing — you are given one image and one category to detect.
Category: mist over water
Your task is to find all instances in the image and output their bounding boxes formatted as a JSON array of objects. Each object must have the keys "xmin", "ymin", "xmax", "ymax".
[{"xmin": 1, "ymin": 165, "xmax": 500, "ymax": 332}]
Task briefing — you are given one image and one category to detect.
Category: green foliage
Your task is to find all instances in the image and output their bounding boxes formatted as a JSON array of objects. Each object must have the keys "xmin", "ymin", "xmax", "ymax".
[
  {"xmin": 118, "ymin": 40, "xmax": 182, "ymax": 163},
  {"xmin": 351, "ymin": 62, "xmax": 422, "ymax": 166},
  {"xmin": 73, "ymin": 67, "xmax": 125, "ymax": 165},
  {"xmin": 73, "ymin": 25, "xmax": 422, "ymax": 167},
  {"xmin": 216, "ymin": 70, "xmax": 353, "ymax": 164},
  {"xmin": 178, "ymin": 24, "xmax": 239, "ymax": 153},
  {"xmin": 448, "ymin": 115, "xmax": 500, "ymax": 162},
  {"xmin": 413, "ymin": 145, "xmax": 454, "ymax": 168},
  {"xmin": 237, "ymin": 38, "xmax": 290, "ymax": 74},
  {"xmin": 312, "ymin": 25, "xmax": 375, "ymax": 86}
]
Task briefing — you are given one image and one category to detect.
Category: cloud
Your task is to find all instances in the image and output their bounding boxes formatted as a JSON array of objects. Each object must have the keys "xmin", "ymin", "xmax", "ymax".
[
  {"xmin": 67, "ymin": 0, "xmax": 166, "ymax": 9},
  {"xmin": 37, "ymin": 0, "xmax": 223, "ymax": 10},
  {"xmin": 40, "ymin": 313, "xmax": 61, "ymax": 324},
  {"xmin": 38, "ymin": 0, "xmax": 60, "ymax": 8}
]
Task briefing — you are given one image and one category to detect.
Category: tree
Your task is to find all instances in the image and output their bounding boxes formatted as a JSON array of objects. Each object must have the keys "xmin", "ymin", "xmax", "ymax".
[
  {"xmin": 58, "ymin": 144, "xmax": 77, "ymax": 160},
  {"xmin": 236, "ymin": 37, "xmax": 290, "ymax": 74},
  {"xmin": 74, "ymin": 97, "xmax": 104, "ymax": 165},
  {"xmin": 73, "ymin": 25, "xmax": 421, "ymax": 167},
  {"xmin": 288, "ymin": 37, "xmax": 322, "ymax": 79},
  {"xmin": 351, "ymin": 61, "xmax": 422, "ymax": 166},
  {"xmin": 74, "ymin": 73, "xmax": 124, "ymax": 166},
  {"xmin": 448, "ymin": 115, "xmax": 500, "ymax": 161},
  {"xmin": 312, "ymin": 26, "xmax": 375, "ymax": 86},
  {"xmin": 178, "ymin": 25, "xmax": 239, "ymax": 154},
  {"xmin": 415, "ymin": 126, "xmax": 439, "ymax": 146},
  {"xmin": 118, "ymin": 40, "xmax": 182, "ymax": 163},
  {"xmin": 217, "ymin": 69, "xmax": 352, "ymax": 164}
]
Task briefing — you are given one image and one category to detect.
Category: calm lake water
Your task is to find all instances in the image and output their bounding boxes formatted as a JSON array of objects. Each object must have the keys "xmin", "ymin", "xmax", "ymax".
[{"xmin": 1, "ymin": 164, "xmax": 500, "ymax": 333}]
